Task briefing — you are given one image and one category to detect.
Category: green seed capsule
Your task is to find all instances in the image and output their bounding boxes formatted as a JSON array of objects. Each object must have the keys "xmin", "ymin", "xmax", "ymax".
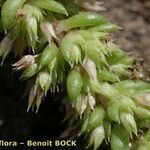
[
  {"xmin": 55, "ymin": 12, "xmax": 108, "ymax": 33},
  {"xmin": 1, "ymin": 0, "xmax": 26, "ymax": 30},
  {"xmin": 40, "ymin": 42, "xmax": 57, "ymax": 67},
  {"xmin": 111, "ymin": 124, "xmax": 129, "ymax": 150},
  {"xmin": 67, "ymin": 69, "xmax": 83, "ymax": 103},
  {"xmin": 29, "ymin": 0, "xmax": 68, "ymax": 16},
  {"xmin": 89, "ymin": 23, "xmax": 121, "ymax": 33},
  {"xmin": 98, "ymin": 70, "xmax": 120, "ymax": 83},
  {"xmin": 88, "ymin": 125, "xmax": 105, "ymax": 150},
  {"xmin": 120, "ymin": 111, "xmax": 137, "ymax": 135},
  {"xmin": 21, "ymin": 63, "xmax": 38, "ymax": 79},
  {"xmin": 87, "ymin": 105, "xmax": 105, "ymax": 130}
]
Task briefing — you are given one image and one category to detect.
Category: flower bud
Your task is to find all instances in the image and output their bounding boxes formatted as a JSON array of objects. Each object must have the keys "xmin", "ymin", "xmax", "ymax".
[
  {"xmin": 24, "ymin": 16, "xmax": 38, "ymax": 50},
  {"xmin": 40, "ymin": 21, "xmax": 58, "ymax": 43},
  {"xmin": 21, "ymin": 63, "xmax": 38, "ymax": 79},
  {"xmin": 87, "ymin": 105, "xmax": 105, "ymax": 130},
  {"xmin": 120, "ymin": 112, "xmax": 137, "ymax": 136},
  {"xmin": 36, "ymin": 71, "xmax": 51, "ymax": 93},
  {"xmin": 47, "ymin": 58, "xmax": 58, "ymax": 73},
  {"xmin": 74, "ymin": 94, "xmax": 84, "ymax": 116},
  {"xmin": 84, "ymin": 39, "xmax": 108, "ymax": 67},
  {"xmin": 83, "ymin": 56, "xmax": 98, "ymax": 82},
  {"xmin": 80, "ymin": 96, "xmax": 88, "ymax": 116},
  {"xmin": 88, "ymin": 125, "xmax": 105, "ymax": 150},
  {"xmin": 111, "ymin": 124, "xmax": 129, "ymax": 150},
  {"xmin": 67, "ymin": 69, "xmax": 83, "ymax": 103},
  {"xmin": 61, "ymin": 32, "xmax": 84, "ymax": 67},
  {"xmin": 88, "ymin": 94, "xmax": 96, "ymax": 110},
  {"xmin": 23, "ymin": 4, "xmax": 43, "ymax": 21},
  {"xmin": 40, "ymin": 42, "xmax": 57, "ymax": 67},
  {"xmin": 13, "ymin": 55, "xmax": 35, "ymax": 70}
]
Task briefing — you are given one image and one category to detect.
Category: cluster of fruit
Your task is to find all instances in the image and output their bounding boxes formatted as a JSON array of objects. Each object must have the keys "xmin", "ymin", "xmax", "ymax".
[{"xmin": 0, "ymin": 0, "xmax": 150, "ymax": 149}]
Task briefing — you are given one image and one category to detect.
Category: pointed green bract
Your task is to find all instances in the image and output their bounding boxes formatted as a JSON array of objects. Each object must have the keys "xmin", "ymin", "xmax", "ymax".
[
  {"xmin": 107, "ymin": 102, "xmax": 120, "ymax": 123},
  {"xmin": 120, "ymin": 112, "xmax": 137, "ymax": 135},
  {"xmin": 98, "ymin": 70, "xmax": 120, "ymax": 83},
  {"xmin": 89, "ymin": 23, "xmax": 120, "ymax": 33},
  {"xmin": 40, "ymin": 43, "xmax": 57, "ymax": 67}
]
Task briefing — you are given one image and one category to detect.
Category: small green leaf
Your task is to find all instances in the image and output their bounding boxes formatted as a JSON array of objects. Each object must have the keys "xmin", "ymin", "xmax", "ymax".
[{"xmin": 29, "ymin": 0, "xmax": 68, "ymax": 16}]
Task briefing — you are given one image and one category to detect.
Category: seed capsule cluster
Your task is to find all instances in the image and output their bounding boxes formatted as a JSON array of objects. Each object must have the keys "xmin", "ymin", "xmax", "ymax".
[{"xmin": 0, "ymin": 0, "xmax": 150, "ymax": 149}]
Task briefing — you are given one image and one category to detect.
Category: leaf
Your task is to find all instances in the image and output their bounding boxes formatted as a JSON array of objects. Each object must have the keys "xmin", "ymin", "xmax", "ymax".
[{"xmin": 29, "ymin": 0, "xmax": 68, "ymax": 16}]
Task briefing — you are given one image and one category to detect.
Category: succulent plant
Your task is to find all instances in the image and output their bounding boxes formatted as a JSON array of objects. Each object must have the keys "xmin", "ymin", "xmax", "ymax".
[{"xmin": 0, "ymin": 0, "xmax": 150, "ymax": 149}]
